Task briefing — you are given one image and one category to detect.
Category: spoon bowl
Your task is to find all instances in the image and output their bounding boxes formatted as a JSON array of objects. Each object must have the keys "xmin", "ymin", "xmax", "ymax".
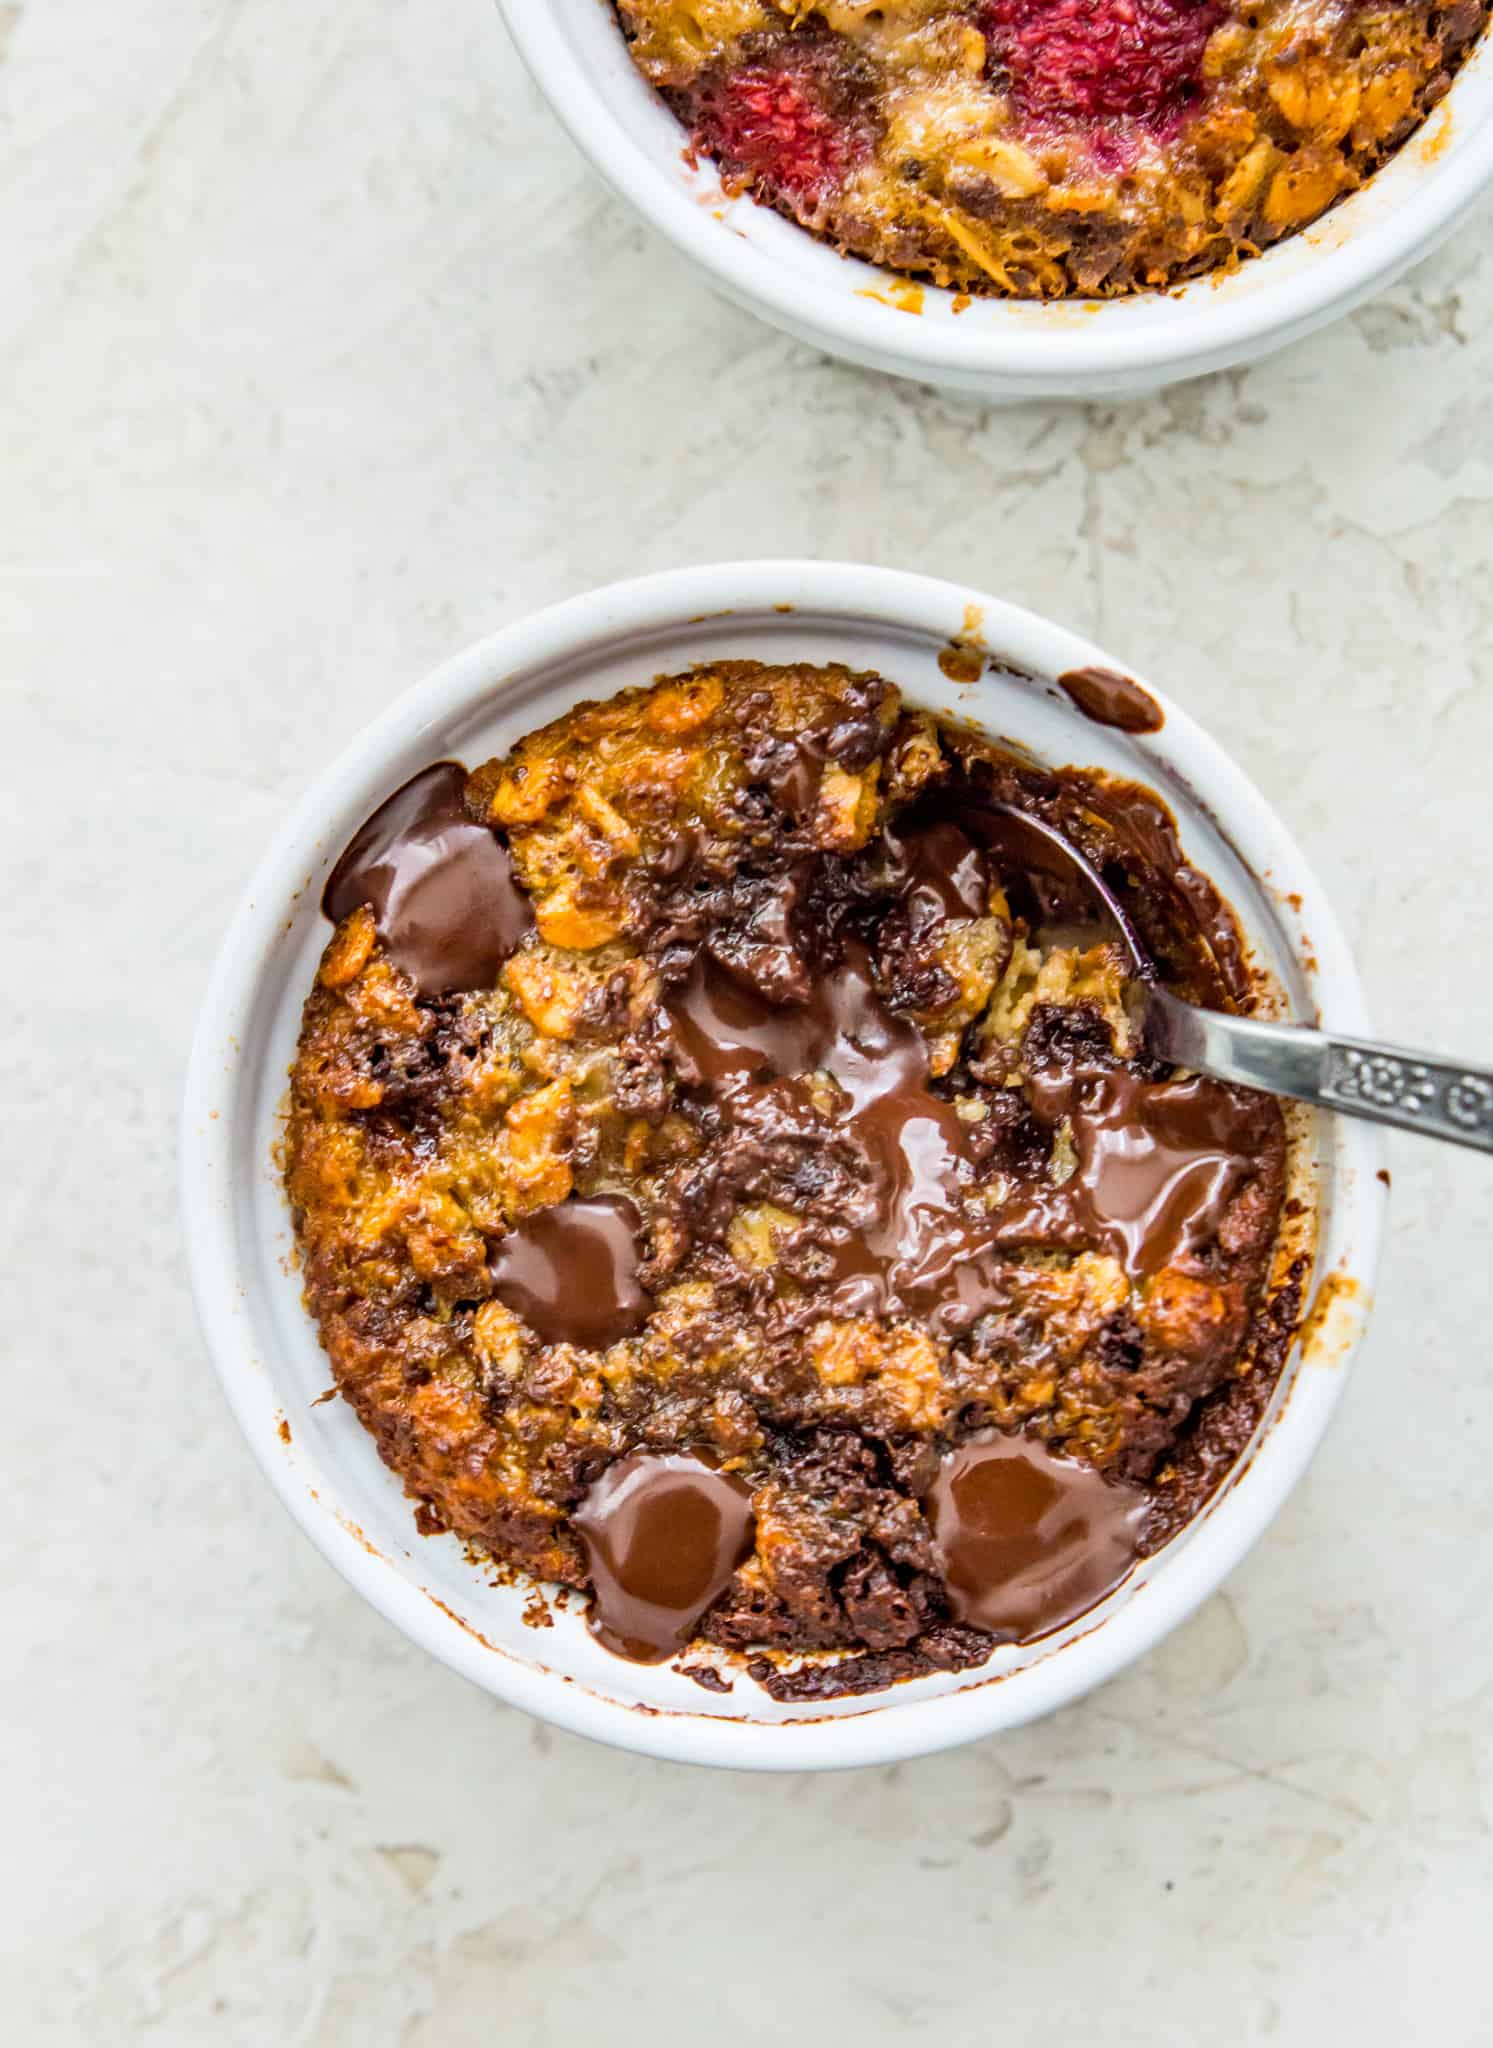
[{"xmin": 981, "ymin": 802, "xmax": 1493, "ymax": 1156}]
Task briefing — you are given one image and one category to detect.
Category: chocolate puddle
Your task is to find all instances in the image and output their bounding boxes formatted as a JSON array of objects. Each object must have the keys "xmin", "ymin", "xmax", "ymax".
[
  {"xmin": 323, "ymin": 762, "xmax": 532, "ymax": 995},
  {"xmin": 489, "ymin": 1195, "xmax": 648, "ymax": 1350},
  {"xmin": 667, "ymin": 956, "xmax": 1261, "ymax": 1320},
  {"xmin": 990, "ymin": 1067, "xmax": 1260, "ymax": 1276},
  {"xmin": 926, "ymin": 1432, "xmax": 1147, "ymax": 1640},
  {"xmin": 573, "ymin": 1452, "xmax": 756, "ymax": 1661},
  {"xmin": 881, "ymin": 815, "xmax": 991, "ymax": 928},
  {"xmin": 666, "ymin": 943, "xmax": 1013, "ymax": 1333}
]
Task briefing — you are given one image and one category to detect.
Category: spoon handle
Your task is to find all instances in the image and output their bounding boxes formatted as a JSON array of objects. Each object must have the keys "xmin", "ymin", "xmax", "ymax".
[{"xmin": 1143, "ymin": 989, "xmax": 1493, "ymax": 1155}]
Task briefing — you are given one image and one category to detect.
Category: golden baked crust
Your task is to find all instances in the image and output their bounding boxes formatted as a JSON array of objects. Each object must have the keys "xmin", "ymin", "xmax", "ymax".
[
  {"xmin": 611, "ymin": 0, "xmax": 1486, "ymax": 296},
  {"xmin": 285, "ymin": 661, "xmax": 1296, "ymax": 1675}
]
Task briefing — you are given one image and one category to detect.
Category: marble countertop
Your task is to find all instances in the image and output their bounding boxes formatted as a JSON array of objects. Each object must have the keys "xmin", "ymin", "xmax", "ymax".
[{"xmin": 6, "ymin": 1, "xmax": 1491, "ymax": 2040}]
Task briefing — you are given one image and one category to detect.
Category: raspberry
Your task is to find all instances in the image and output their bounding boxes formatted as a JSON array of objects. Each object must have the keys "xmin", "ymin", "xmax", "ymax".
[
  {"xmin": 983, "ymin": 0, "xmax": 1222, "ymax": 127},
  {"xmin": 693, "ymin": 52, "xmax": 866, "ymax": 203}
]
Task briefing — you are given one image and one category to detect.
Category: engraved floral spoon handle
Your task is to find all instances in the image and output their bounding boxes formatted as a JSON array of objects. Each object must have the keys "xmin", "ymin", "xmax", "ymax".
[{"xmin": 1140, "ymin": 987, "xmax": 1493, "ymax": 1155}]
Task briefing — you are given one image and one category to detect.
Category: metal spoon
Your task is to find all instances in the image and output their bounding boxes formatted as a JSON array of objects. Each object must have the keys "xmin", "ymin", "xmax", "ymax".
[{"xmin": 980, "ymin": 803, "xmax": 1493, "ymax": 1156}]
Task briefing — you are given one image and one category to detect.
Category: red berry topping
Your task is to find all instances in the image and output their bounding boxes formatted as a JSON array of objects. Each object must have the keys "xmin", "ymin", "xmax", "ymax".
[
  {"xmin": 694, "ymin": 51, "xmax": 867, "ymax": 203},
  {"xmin": 983, "ymin": 0, "xmax": 1221, "ymax": 127}
]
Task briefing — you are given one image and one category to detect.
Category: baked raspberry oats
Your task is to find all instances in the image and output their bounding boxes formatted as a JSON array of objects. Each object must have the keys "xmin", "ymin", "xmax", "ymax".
[
  {"xmin": 286, "ymin": 663, "xmax": 1307, "ymax": 1696},
  {"xmin": 611, "ymin": 0, "xmax": 1488, "ymax": 296}
]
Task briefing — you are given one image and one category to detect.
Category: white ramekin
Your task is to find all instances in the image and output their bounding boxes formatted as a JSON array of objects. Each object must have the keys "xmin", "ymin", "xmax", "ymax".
[
  {"xmin": 181, "ymin": 561, "xmax": 1382, "ymax": 1770},
  {"xmin": 497, "ymin": 0, "xmax": 1493, "ymax": 400}
]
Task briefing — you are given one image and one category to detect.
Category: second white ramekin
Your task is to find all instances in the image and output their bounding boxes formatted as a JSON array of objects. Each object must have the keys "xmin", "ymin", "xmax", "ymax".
[{"xmin": 498, "ymin": 0, "xmax": 1493, "ymax": 400}]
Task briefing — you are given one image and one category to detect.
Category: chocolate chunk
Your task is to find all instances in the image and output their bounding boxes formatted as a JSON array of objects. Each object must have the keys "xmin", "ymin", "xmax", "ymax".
[
  {"xmin": 323, "ymin": 763, "xmax": 532, "ymax": 995},
  {"xmin": 925, "ymin": 1432, "xmax": 1147, "ymax": 1640},
  {"xmin": 490, "ymin": 1196, "xmax": 648, "ymax": 1350},
  {"xmin": 574, "ymin": 1452, "xmax": 756, "ymax": 1662}
]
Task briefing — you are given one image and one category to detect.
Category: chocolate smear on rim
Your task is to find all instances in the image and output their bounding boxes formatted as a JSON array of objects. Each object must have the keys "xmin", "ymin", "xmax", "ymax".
[
  {"xmin": 925, "ymin": 1432, "xmax": 1147, "ymax": 1640},
  {"xmin": 574, "ymin": 1452, "xmax": 756, "ymax": 1662},
  {"xmin": 489, "ymin": 1195, "xmax": 648, "ymax": 1351},
  {"xmin": 323, "ymin": 762, "xmax": 532, "ymax": 995},
  {"xmin": 1057, "ymin": 665, "xmax": 1165, "ymax": 735}
]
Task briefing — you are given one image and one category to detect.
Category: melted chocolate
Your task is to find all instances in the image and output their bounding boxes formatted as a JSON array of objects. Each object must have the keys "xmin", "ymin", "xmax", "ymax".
[
  {"xmin": 489, "ymin": 1196, "xmax": 648, "ymax": 1350},
  {"xmin": 992, "ymin": 1067, "xmax": 1262, "ymax": 1278},
  {"xmin": 740, "ymin": 672, "xmax": 895, "ymax": 820},
  {"xmin": 648, "ymin": 825, "xmax": 701, "ymax": 881},
  {"xmin": 744, "ymin": 730, "xmax": 828, "ymax": 818},
  {"xmin": 881, "ymin": 816, "xmax": 990, "ymax": 929},
  {"xmin": 667, "ymin": 914, "xmax": 1258, "ymax": 1319},
  {"xmin": 1057, "ymin": 666, "xmax": 1165, "ymax": 735},
  {"xmin": 666, "ymin": 945, "xmax": 1012, "ymax": 1334},
  {"xmin": 925, "ymin": 1432, "xmax": 1146, "ymax": 1640},
  {"xmin": 666, "ymin": 942, "xmax": 880, "ymax": 1091},
  {"xmin": 323, "ymin": 762, "xmax": 532, "ymax": 995},
  {"xmin": 574, "ymin": 1452, "xmax": 756, "ymax": 1661}
]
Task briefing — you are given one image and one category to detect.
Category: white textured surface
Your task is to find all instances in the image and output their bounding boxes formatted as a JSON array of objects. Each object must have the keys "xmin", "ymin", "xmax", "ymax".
[{"xmin": 4, "ymin": 2, "xmax": 1492, "ymax": 2040}]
